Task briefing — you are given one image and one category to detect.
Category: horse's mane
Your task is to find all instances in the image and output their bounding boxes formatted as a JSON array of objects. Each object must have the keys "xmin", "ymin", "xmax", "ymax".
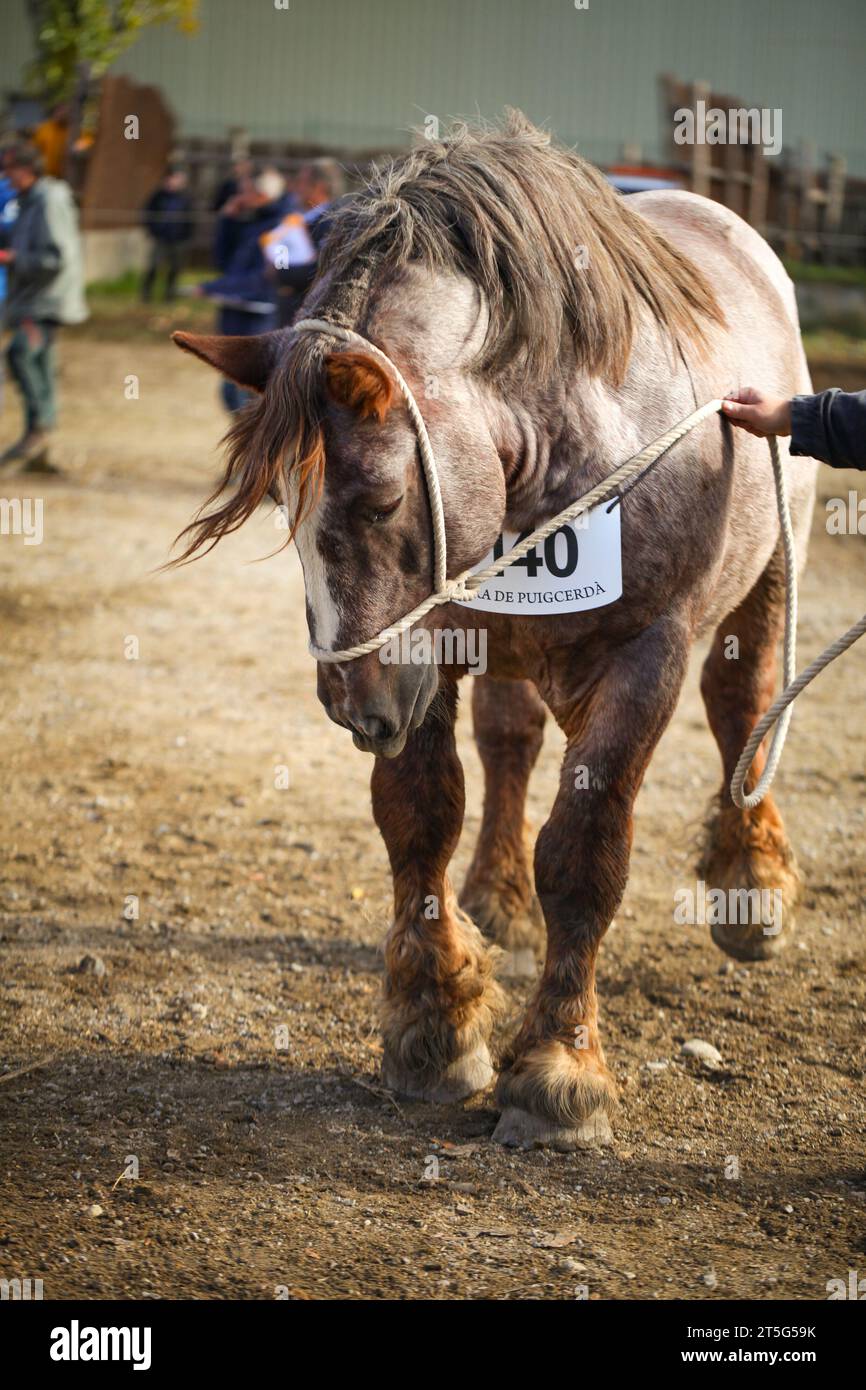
[
  {"xmin": 174, "ymin": 110, "xmax": 723, "ymax": 563},
  {"xmin": 322, "ymin": 108, "xmax": 722, "ymax": 379}
]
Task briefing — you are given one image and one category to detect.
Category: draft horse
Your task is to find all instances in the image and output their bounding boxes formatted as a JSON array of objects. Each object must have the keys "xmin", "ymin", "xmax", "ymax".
[{"xmin": 174, "ymin": 113, "xmax": 816, "ymax": 1148}]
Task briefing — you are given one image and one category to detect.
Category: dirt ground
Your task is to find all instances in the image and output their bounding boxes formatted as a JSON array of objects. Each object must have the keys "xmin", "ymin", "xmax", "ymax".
[{"xmin": 0, "ymin": 328, "xmax": 864, "ymax": 1302}]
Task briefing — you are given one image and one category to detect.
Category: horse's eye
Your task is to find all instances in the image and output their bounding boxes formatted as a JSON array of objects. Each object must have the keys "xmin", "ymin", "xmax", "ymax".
[{"xmin": 362, "ymin": 496, "xmax": 403, "ymax": 524}]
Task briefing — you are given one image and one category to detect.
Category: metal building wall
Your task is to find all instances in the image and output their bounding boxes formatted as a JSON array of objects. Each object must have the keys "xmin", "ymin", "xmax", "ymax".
[{"xmin": 3, "ymin": 0, "xmax": 865, "ymax": 171}]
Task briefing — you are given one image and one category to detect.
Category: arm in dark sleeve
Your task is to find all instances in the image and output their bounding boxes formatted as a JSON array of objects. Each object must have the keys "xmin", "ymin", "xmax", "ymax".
[
  {"xmin": 13, "ymin": 198, "xmax": 61, "ymax": 278},
  {"xmin": 212, "ymin": 213, "xmax": 238, "ymax": 271},
  {"xmin": 790, "ymin": 389, "xmax": 866, "ymax": 471}
]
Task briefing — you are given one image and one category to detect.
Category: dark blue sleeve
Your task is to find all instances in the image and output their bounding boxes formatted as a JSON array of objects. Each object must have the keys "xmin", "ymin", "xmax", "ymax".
[
  {"xmin": 790, "ymin": 389, "xmax": 866, "ymax": 471},
  {"xmin": 178, "ymin": 195, "xmax": 194, "ymax": 243},
  {"xmin": 212, "ymin": 213, "xmax": 237, "ymax": 271},
  {"xmin": 142, "ymin": 191, "xmax": 161, "ymax": 238}
]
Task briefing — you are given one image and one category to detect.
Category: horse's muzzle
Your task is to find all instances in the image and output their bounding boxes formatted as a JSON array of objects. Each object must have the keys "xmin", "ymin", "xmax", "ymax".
[{"xmin": 318, "ymin": 658, "xmax": 438, "ymax": 758}]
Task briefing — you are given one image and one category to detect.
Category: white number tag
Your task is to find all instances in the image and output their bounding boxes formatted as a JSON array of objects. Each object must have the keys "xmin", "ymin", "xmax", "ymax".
[{"xmin": 453, "ymin": 501, "xmax": 622, "ymax": 616}]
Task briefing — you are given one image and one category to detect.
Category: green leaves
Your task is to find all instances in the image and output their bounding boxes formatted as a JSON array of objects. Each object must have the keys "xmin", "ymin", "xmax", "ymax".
[{"xmin": 27, "ymin": 0, "xmax": 200, "ymax": 103}]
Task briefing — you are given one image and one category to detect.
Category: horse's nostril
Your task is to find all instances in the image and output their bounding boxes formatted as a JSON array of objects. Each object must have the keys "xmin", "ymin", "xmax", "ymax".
[{"xmin": 358, "ymin": 713, "xmax": 394, "ymax": 743}]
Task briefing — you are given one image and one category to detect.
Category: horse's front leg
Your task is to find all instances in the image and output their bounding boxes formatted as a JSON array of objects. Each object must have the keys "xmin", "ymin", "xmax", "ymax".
[
  {"xmin": 494, "ymin": 616, "xmax": 690, "ymax": 1149},
  {"xmin": 372, "ymin": 680, "xmax": 503, "ymax": 1102}
]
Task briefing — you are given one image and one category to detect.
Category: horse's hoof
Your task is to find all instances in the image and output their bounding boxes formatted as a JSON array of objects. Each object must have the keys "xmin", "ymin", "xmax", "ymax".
[
  {"xmin": 698, "ymin": 798, "xmax": 799, "ymax": 963},
  {"xmin": 493, "ymin": 1104, "xmax": 613, "ymax": 1151},
  {"xmin": 381, "ymin": 1042, "xmax": 494, "ymax": 1103},
  {"xmin": 710, "ymin": 919, "xmax": 788, "ymax": 961},
  {"xmin": 498, "ymin": 946, "xmax": 538, "ymax": 981}
]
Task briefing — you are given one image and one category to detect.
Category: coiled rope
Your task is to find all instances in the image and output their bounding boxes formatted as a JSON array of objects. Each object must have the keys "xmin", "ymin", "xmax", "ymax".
[{"xmin": 294, "ymin": 319, "xmax": 865, "ymax": 808}]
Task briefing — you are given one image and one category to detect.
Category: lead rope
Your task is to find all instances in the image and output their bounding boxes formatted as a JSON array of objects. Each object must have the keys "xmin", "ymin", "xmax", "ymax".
[{"xmin": 293, "ymin": 319, "xmax": 865, "ymax": 808}]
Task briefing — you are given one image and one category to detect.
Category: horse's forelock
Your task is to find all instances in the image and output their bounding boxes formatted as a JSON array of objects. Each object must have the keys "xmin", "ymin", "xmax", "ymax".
[{"xmin": 171, "ymin": 336, "xmax": 328, "ymax": 565}]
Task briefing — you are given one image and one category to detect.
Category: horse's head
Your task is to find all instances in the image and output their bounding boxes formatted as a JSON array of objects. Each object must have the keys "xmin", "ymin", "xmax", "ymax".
[{"xmin": 173, "ymin": 305, "xmax": 504, "ymax": 756}]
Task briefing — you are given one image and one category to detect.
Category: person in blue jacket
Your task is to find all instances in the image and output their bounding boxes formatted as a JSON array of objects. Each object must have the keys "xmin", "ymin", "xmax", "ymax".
[
  {"xmin": 0, "ymin": 169, "xmax": 17, "ymax": 416},
  {"xmin": 142, "ymin": 166, "xmax": 193, "ymax": 303},
  {"xmin": 196, "ymin": 166, "xmax": 295, "ymax": 411},
  {"xmin": 722, "ymin": 387, "xmax": 866, "ymax": 470}
]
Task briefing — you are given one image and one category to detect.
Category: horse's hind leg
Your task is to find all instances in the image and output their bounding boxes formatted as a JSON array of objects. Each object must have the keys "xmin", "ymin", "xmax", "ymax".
[
  {"xmin": 372, "ymin": 679, "xmax": 502, "ymax": 1102},
  {"xmin": 699, "ymin": 547, "xmax": 801, "ymax": 960},
  {"xmin": 460, "ymin": 676, "xmax": 546, "ymax": 979}
]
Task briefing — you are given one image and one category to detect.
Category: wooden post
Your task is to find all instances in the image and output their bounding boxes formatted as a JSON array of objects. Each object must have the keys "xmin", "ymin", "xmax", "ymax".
[
  {"xmin": 748, "ymin": 148, "xmax": 769, "ymax": 235},
  {"xmin": 799, "ymin": 139, "xmax": 818, "ymax": 260},
  {"xmin": 691, "ymin": 79, "xmax": 711, "ymax": 197},
  {"xmin": 823, "ymin": 153, "xmax": 846, "ymax": 261}
]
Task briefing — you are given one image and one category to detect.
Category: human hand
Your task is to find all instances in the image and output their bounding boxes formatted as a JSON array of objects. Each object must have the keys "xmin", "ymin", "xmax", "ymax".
[{"xmin": 721, "ymin": 388, "xmax": 792, "ymax": 437}]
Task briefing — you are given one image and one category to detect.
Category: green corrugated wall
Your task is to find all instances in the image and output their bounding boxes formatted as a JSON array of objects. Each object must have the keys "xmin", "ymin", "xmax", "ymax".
[{"xmin": 2, "ymin": 0, "xmax": 865, "ymax": 171}]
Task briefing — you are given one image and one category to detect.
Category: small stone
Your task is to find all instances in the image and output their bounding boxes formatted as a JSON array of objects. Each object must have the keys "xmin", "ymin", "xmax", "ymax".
[
  {"xmin": 702, "ymin": 1268, "xmax": 718, "ymax": 1288},
  {"xmin": 558, "ymin": 1257, "xmax": 587, "ymax": 1274},
  {"xmin": 645, "ymin": 1060, "xmax": 669, "ymax": 1073},
  {"xmin": 88, "ymin": 1204, "xmax": 104, "ymax": 1218},
  {"xmin": 681, "ymin": 1039, "xmax": 722, "ymax": 1069},
  {"xmin": 76, "ymin": 954, "xmax": 107, "ymax": 977}
]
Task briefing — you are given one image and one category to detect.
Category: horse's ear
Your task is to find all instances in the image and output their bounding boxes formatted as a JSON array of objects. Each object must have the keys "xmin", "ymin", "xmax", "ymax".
[
  {"xmin": 172, "ymin": 330, "xmax": 282, "ymax": 393},
  {"xmin": 325, "ymin": 350, "xmax": 394, "ymax": 423}
]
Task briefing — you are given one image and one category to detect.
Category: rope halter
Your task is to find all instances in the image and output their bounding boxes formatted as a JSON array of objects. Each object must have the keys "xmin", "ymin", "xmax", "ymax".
[{"xmin": 293, "ymin": 316, "xmax": 721, "ymax": 660}]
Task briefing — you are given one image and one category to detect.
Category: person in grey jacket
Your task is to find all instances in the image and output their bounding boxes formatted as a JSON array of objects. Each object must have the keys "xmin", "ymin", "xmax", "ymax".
[
  {"xmin": 722, "ymin": 386, "xmax": 866, "ymax": 470},
  {"xmin": 0, "ymin": 141, "xmax": 87, "ymax": 468}
]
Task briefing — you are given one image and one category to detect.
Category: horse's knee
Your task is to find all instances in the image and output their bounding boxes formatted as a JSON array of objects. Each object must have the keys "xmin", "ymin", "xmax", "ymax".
[{"xmin": 534, "ymin": 794, "xmax": 630, "ymax": 926}]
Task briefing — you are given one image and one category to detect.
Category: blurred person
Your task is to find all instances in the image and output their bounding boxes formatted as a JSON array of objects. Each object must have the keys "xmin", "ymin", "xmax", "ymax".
[
  {"xmin": 142, "ymin": 165, "xmax": 194, "ymax": 303},
  {"xmin": 0, "ymin": 165, "xmax": 16, "ymax": 415},
  {"xmin": 0, "ymin": 141, "xmax": 87, "ymax": 469},
  {"xmin": 270, "ymin": 159, "xmax": 346, "ymax": 327},
  {"xmin": 33, "ymin": 102, "xmax": 71, "ymax": 179},
  {"xmin": 210, "ymin": 158, "xmax": 263, "ymax": 266},
  {"xmin": 722, "ymin": 386, "xmax": 866, "ymax": 471},
  {"xmin": 212, "ymin": 155, "xmax": 254, "ymax": 213},
  {"xmin": 0, "ymin": 163, "xmax": 16, "ymax": 319},
  {"xmin": 193, "ymin": 166, "xmax": 294, "ymax": 411}
]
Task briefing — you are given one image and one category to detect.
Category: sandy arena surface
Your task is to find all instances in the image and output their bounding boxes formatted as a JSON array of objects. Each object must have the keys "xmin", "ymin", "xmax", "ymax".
[{"xmin": 0, "ymin": 332, "xmax": 864, "ymax": 1300}]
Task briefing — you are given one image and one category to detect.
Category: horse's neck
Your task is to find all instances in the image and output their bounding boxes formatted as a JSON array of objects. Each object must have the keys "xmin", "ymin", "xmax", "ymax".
[
  {"xmin": 492, "ymin": 322, "xmax": 697, "ymax": 529},
  {"xmin": 303, "ymin": 258, "xmax": 378, "ymax": 332}
]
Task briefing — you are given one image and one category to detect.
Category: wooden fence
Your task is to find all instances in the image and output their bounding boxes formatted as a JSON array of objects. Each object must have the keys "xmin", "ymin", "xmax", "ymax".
[{"xmin": 658, "ymin": 74, "xmax": 865, "ymax": 265}]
